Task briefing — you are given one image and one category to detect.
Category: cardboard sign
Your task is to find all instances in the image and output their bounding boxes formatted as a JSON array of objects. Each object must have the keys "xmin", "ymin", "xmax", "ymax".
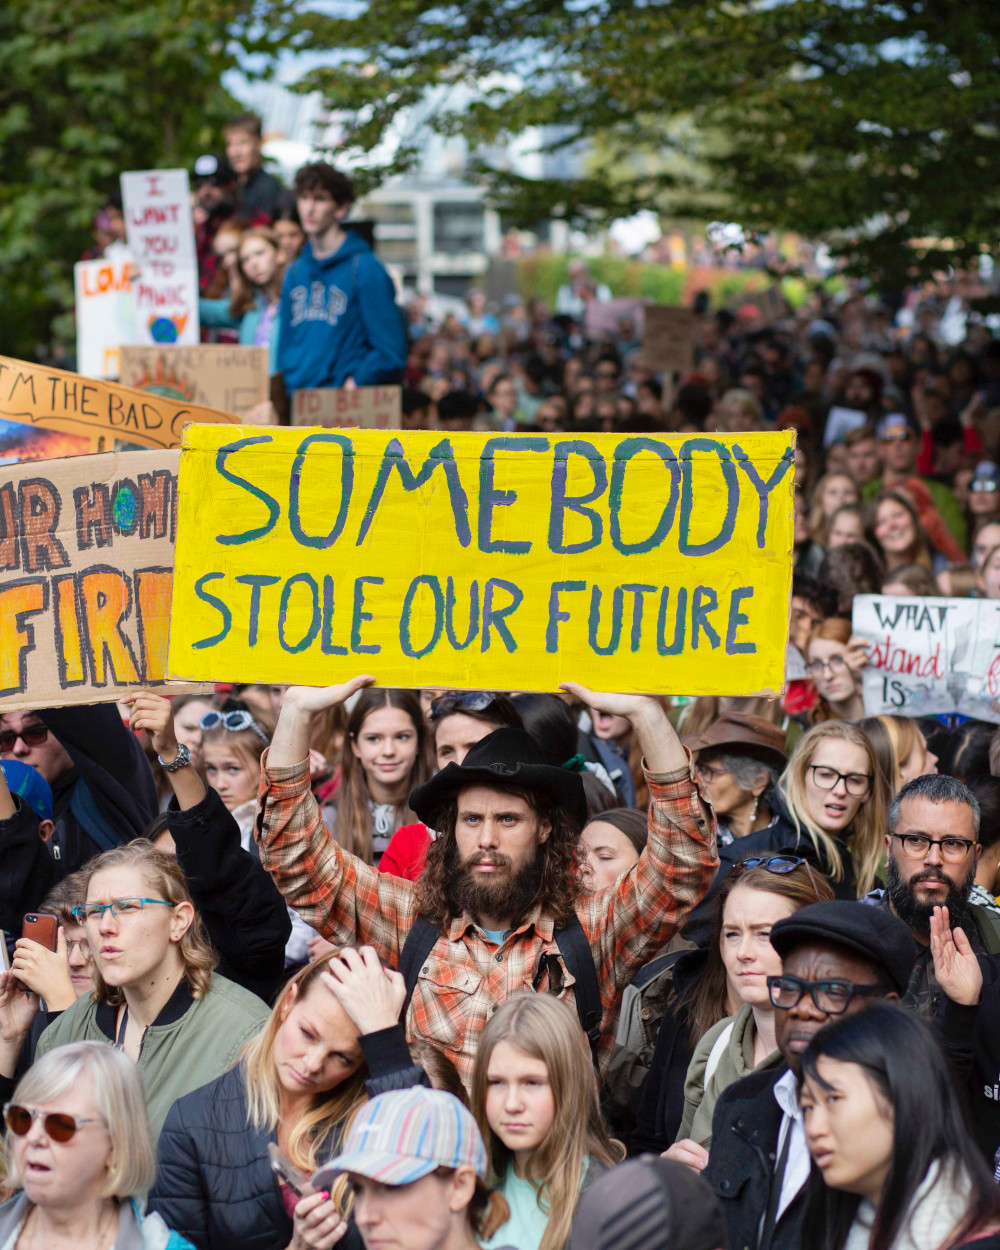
[
  {"xmin": 583, "ymin": 298, "xmax": 646, "ymax": 342},
  {"xmin": 120, "ymin": 170, "xmax": 199, "ymax": 346},
  {"xmin": 119, "ymin": 346, "xmax": 269, "ymax": 420},
  {"xmin": 854, "ymin": 594, "xmax": 1000, "ymax": 724},
  {"xmin": 74, "ymin": 258, "xmax": 137, "ymax": 379},
  {"xmin": 643, "ymin": 306, "xmax": 697, "ymax": 374},
  {"xmin": 0, "ymin": 420, "xmax": 91, "ymax": 466},
  {"xmin": 0, "ymin": 356, "xmax": 239, "ymax": 453},
  {"xmin": 0, "ymin": 449, "xmax": 209, "ymax": 710},
  {"xmin": 167, "ymin": 428, "xmax": 795, "ymax": 695},
  {"xmin": 290, "ymin": 387, "xmax": 402, "ymax": 430}
]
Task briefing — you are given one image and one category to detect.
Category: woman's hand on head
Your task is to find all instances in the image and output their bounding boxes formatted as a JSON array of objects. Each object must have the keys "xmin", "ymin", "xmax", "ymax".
[
  {"xmin": 121, "ymin": 690, "xmax": 179, "ymax": 759},
  {"xmin": 289, "ymin": 1190, "xmax": 348, "ymax": 1250},
  {"xmin": 283, "ymin": 678, "xmax": 376, "ymax": 717},
  {"xmin": 319, "ymin": 945, "xmax": 406, "ymax": 1034}
]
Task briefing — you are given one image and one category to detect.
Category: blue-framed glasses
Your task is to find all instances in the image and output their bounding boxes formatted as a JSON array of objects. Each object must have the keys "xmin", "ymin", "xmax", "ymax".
[{"xmin": 72, "ymin": 897, "xmax": 175, "ymax": 923}]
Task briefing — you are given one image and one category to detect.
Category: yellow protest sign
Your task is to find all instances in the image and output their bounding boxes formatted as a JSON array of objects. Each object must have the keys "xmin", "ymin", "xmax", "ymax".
[
  {"xmin": 168, "ymin": 428, "xmax": 795, "ymax": 694},
  {"xmin": 0, "ymin": 356, "xmax": 239, "ymax": 453}
]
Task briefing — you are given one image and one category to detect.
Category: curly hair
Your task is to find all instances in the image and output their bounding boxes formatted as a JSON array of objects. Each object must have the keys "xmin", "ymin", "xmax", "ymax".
[{"xmin": 415, "ymin": 785, "xmax": 581, "ymax": 928}]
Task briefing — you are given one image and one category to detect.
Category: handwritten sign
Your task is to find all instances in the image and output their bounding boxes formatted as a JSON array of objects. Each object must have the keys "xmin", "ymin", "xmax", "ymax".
[
  {"xmin": 854, "ymin": 594, "xmax": 1000, "ymax": 724},
  {"xmin": 120, "ymin": 170, "xmax": 199, "ymax": 346},
  {"xmin": 167, "ymin": 429, "xmax": 794, "ymax": 694},
  {"xmin": 643, "ymin": 306, "xmax": 697, "ymax": 375},
  {"xmin": 120, "ymin": 346, "xmax": 269, "ymax": 420},
  {"xmin": 291, "ymin": 387, "xmax": 402, "ymax": 430},
  {"xmin": 0, "ymin": 450, "xmax": 209, "ymax": 710},
  {"xmin": 74, "ymin": 258, "xmax": 137, "ymax": 379},
  {"xmin": 0, "ymin": 356, "xmax": 239, "ymax": 453}
]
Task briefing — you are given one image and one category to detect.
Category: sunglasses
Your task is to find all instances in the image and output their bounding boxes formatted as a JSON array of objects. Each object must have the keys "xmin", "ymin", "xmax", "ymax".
[
  {"xmin": 4, "ymin": 1103, "xmax": 102, "ymax": 1143},
  {"xmin": 0, "ymin": 724, "xmax": 49, "ymax": 752},
  {"xmin": 199, "ymin": 709, "xmax": 269, "ymax": 744},
  {"xmin": 971, "ymin": 479, "xmax": 1000, "ymax": 494},
  {"xmin": 428, "ymin": 692, "xmax": 498, "ymax": 720},
  {"xmin": 878, "ymin": 430, "xmax": 913, "ymax": 443}
]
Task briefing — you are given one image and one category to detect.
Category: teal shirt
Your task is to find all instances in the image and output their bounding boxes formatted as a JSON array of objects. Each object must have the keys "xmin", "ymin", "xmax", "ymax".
[{"xmin": 481, "ymin": 1164, "xmax": 549, "ymax": 1250}]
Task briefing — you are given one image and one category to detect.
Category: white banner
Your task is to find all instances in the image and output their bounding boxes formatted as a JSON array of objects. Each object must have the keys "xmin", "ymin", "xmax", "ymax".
[
  {"xmin": 120, "ymin": 169, "xmax": 200, "ymax": 347},
  {"xmin": 74, "ymin": 258, "xmax": 137, "ymax": 379},
  {"xmin": 853, "ymin": 594, "xmax": 1000, "ymax": 724}
]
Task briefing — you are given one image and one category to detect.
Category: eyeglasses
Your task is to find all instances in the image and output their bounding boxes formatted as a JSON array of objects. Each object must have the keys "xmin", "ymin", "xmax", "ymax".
[
  {"xmin": 971, "ymin": 479, "xmax": 1000, "ymax": 494},
  {"xmin": 65, "ymin": 937, "xmax": 93, "ymax": 962},
  {"xmin": 72, "ymin": 897, "xmax": 175, "ymax": 923},
  {"xmin": 730, "ymin": 855, "xmax": 808, "ymax": 878},
  {"xmin": 805, "ymin": 655, "xmax": 849, "ymax": 678},
  {"xmin": 767, "ymin": 974, "xmax": 886, "ymax": 1015},
  {"xmin": 891, "ymin": 832, "xmax": 977, "ymax": 863},
  {"xmin": 199, "ymin": 709, "xmax": 269, "ymax": 744},
  {"xmin": 429, "ymin": 692, "xmax": 498, "ymax": 720},
  {"xmin": 0, "ymin": 725, "xmax": 49, "ymax": 752},
  {"xmin": 695, "ymin": 762, "xmax": 730, "ymax": 781},
  {"xmin": 807, "ymin": 764, "xmax": 872, "ymax": 797},
  {"xmin": 4, "ymin": 1103, "xmax": 102, "ymax": 1143},
  {"xmin": 879, "ymin": 430, "xmax": 913, "ymax": 443}
]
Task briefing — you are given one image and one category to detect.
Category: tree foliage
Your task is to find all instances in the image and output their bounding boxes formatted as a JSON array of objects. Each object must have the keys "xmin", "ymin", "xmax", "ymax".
[
  {"xmin": 0, "ymin": 0, "xmax": 296, "ymax": 358},
  {"xmin": 295, "ymin": 0, "xmax": 1000, "ymax": 286}
]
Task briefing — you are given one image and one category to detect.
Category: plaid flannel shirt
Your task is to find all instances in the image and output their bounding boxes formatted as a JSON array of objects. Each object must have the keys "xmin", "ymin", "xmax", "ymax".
[{"xmin": 255, "ymin": 750, "xmax": 717, "ymax": 1084}]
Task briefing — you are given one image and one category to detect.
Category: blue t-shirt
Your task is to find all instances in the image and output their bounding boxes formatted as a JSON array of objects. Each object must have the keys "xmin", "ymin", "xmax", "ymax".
[{"xmin": 480, "ymin": 1164, "xmax": 549, "ymax": 1250}]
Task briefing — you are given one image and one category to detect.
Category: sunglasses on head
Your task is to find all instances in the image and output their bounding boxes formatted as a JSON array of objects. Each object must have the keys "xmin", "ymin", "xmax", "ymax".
[
  {"xmin": 429, "ymin": 692, "xmax": 498, "ymax": 720},
  {"xmin": 0, "ymin": 724, "xmax": 49, "ymax": 753},
  {"xmin": 198, "ymin": 709, "xmax": 269, "ymax": 744},
  {"xmin": 4, "ymin": 1103, "xmax": 101, "ymax": 1143},
  {"xmin": 879, "ymin": 430, "xmax": 912, "ymax": 443}
]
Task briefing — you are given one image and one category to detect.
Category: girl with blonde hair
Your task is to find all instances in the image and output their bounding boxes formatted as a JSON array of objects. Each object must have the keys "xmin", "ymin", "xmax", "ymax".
[
  {"xmin": 149, "ymin": 947, "xmax": 430, "ymax": 1250},
  {"xmin": 32, "ymin": 840, "xmax": 269, "ymax": 1141},
  {"xmin": 472, "ymin": 994, "xmax": 623, "ymax": 1250},
  {"xmin": 809, "ymin": 473, "xmax": 861, "ymax": 546},
  {"xmin": 858, "ymin": 714, "xmax": 939, "ymax": 797},
  {"xmin": 773, "ymin": 722, "xmax": 888, "ymax": 897},
  {"xmin": 199, "ymin": 225, "xmax": 285, "ymax": 371}
]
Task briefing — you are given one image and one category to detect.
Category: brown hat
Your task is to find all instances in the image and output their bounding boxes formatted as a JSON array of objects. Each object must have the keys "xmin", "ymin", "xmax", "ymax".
[{"xmin": 683, "ymin": 711, "xmax": 787, "ymax": 771}]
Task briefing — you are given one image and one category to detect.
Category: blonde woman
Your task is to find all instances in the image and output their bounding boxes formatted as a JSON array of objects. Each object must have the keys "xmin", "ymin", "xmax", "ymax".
[
  {"xmin": 809, "ymin": 473, "xmax": 861, "ymax": 546},
  {"xmin": 149, "ymin": 946, "xmax": 429, "ymax": 1250},
  {"xmin": 472, "ymin": 994, "xmax": 623, "ymax": 1250},
  {"xmin": 0, "ymin": 1041, "xmax": 193, "ymax": 1248},
  {"xmin": 35, "ymin": 840, "xmax": 269, "ymax": 1140},
  {"xmin": 859, "ymin": 715, "xmax": 939, "ymax": 797},
  {"xmin": 770, "ymin": 722, "xmax": 888, "ymax": 899}
]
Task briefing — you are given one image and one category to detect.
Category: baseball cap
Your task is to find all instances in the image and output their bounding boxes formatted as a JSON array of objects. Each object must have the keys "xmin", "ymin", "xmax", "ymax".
[
  {"xmin": 316, "ymin": 1089, "xmax": 487, "ymax": 1189},
  {"xmin": 971, "ymin": 461, "xmax": 1000, "ymax": 492},
  {"xmin": 569, "ymin": 1157, "xmax": 727, "ymax": 1250},
  {"xmin": 769, "ymin": 900, "xmax": 918, "ymax": 995},
  {"xmin": 0, "ymin": 760, "xmax": 53, "ymax": 823},
  {"xmin": 875, "ymin": 413, "xmax": 914, "ymax": 441}
]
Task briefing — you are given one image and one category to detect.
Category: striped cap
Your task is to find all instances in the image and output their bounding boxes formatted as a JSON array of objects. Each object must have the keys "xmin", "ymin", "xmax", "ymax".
[{"xmin": 324, "ymin": 1088, "xmax": 487, "ymax": 1186}]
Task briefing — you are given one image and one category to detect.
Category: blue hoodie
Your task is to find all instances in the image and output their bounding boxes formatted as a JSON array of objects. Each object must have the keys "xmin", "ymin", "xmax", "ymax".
[{"xmin": 277, "ymin": 232, "xmax": 407, "ymax": 390}]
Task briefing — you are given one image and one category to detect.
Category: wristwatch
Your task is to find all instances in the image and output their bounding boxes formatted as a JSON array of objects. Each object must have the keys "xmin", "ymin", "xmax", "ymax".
[{"xmin": 158, "ymin": 743, "xmax": 191, "ymax": 773}]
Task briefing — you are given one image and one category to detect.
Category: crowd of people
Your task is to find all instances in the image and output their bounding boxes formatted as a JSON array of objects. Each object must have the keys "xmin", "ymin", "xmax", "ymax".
[{"xmin": 19, "ymin": 103, "xmax": 1000, "ymax": 1250}]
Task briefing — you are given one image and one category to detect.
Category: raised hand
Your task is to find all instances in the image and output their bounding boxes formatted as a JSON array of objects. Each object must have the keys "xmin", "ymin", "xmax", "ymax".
[
  {"xmin": 283, "ymin": 677, "xmax": 375, "ymax": 716},
  {"xmin": 560, "ymin": 682, "xmax": 661, "ymax": 720},
  {"xmin": 11, "ymin": 931, "xmax": 76, "ymax": 1011},
  {"xmin": 122, "ymin": 689, "xmax": 179, "ymax": 759},
  {"xmin": 561, "ymin": 682, "xmax": 681, "ymax": 774},
  {"xmin": 0, "ymin": 971, "xmax": 39, "ymax": 1041},
  {"xmin": 930, "ymin": 905, "xmax": 982, "ymax": 1007}
]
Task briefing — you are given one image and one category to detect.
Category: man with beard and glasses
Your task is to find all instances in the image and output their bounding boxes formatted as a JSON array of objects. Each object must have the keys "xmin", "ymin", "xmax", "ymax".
[
  {"xmin": 255, "ymin": 675, "xmax": 717, "ymax": 1085},
  {"xmin": 875, "ymin": 772, "xmax": 1000, "ymax": 1168}
]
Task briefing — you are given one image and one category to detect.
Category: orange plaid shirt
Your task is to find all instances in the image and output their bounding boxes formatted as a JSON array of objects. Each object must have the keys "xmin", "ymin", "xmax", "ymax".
[{"xmin": 255, "ymin": 751, "xmax": 717, "ymax": 1084}]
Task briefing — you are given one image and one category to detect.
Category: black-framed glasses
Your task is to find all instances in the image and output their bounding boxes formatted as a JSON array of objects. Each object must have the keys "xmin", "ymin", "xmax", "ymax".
[
  {"xmin": 807, "ymin": 764, "xmax": 872, "ymax": 797},
  {"xmin": 72, "ymin": 897, "xmax": 175, "ymax": 924},
  {"xmin": 429, "ymin": 692, "xmax": 498, "ymax": 720},
  {"xmin": 0, "ymin": 725, "xmax": 49, "ymax": 752},
  {"xmin": 891, "ymin": 832, "xmax": 977, "ymax": 863},
  {"xmin": 4, "ymin": 1103, "xmax": 102, "ymax": 1143},
  {"xmin": 767, "ymin": 974, "xmax": 886, "ymax": 1015},
  {"xmin": 199, "ymin": 709, "xmax": 269, "ymax": 744}
]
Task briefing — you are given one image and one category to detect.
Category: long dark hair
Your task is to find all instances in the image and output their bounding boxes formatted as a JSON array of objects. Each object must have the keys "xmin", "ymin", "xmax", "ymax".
[
  {"xmin": 335, "ymin": 688, "xmax": 431, "ymax": 862},
  {"xmin": 800, "ymin": 1003, "xmax": 1000, "ymax": 1250},
  {"xmin": 678, "ymin": 859, "xmax": 834, "ymax": 1045},
  {"xmin": 415, "ymin": 785, "xmax": 580, "ymax": 929}
]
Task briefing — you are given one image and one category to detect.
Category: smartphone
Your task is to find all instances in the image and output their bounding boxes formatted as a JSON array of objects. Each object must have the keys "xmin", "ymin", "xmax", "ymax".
[
  {"xmin": 21, "ymin": 914, "xmax": 59, "ymax": 951},
  {"xmin": 267, "ymin": 1143, "xmax": 313, "ymax": 1199}
]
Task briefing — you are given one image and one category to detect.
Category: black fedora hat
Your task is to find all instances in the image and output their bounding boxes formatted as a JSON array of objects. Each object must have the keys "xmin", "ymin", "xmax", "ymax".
[{"xmin": 409, "ymin": 727, "xmax": 588, "ymax": 830}]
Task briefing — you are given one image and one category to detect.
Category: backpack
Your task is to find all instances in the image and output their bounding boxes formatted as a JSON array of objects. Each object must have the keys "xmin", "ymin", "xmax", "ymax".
[{"xmin": 398, "ymin": 912, "xmax": 604, "ymax": 1072}]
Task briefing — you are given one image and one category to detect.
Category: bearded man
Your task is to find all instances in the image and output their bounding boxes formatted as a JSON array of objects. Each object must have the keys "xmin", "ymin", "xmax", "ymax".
[{"xmin": 256, "ymin": 676, "xmax": 717, "ymax": 1083}]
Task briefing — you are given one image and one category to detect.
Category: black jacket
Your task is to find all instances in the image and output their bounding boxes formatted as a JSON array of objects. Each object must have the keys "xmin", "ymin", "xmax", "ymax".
[
  {"xmin": 703, "ymin": 1064, "xmax": 810, "ymax": 1250},
  {"xmin": 149, "ymin": 1025, "xmax": 428, "ymax": 1250},
  {"xmin": 0, "ymin": 798, "xmax": 58, "ymax": 935},
  {"xmin": 630, "ymin": 948, "xmax": 707, "ymax": 1154},
  {"xmin": 166, "ymin": 787, "xmax": 290, "ymax": 1003},
  {"xmin": 41, "ymin": 704, "xmax": 159, "ymax": 872}
]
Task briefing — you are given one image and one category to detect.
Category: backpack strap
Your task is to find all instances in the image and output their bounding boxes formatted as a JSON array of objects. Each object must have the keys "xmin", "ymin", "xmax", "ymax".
[
  {"xmin": 554, "ymin": 913, "xmax": 603, "ymax": 1073},
  {"xmin": 703, "ymin": 1021, "xmax": 735, "ymax": 1088},
  {"xmin": 399, "ymin": 915, "xmax": 441, "ymax": 1018}
]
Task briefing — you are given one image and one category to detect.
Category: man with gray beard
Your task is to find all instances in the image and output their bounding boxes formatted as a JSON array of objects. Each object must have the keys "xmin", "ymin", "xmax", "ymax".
[{"xmin": 877, "ymin": 773, "xmax": 1000, "ymax": 1169}]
